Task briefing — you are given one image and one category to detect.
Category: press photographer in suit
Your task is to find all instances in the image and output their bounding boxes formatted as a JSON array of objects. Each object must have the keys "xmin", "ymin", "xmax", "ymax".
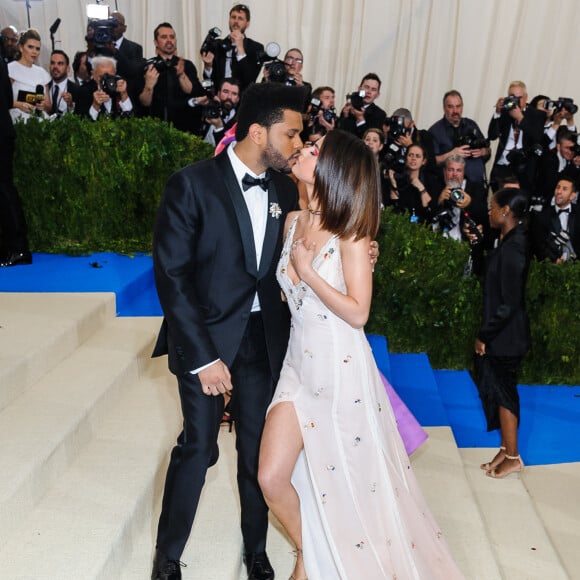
[
  {"xmin": 201, "ymin": 4, "xmax": 264, "ymax": 93},
  {"xmin": 488, "ymin": 81, "xmax": 545, "ymax": 193}
]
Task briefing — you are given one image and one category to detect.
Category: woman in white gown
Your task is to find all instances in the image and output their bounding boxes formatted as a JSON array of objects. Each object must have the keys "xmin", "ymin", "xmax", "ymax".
[{"xmin": 258, "ymin": 130, "xmax": 464, "ymax": 580}]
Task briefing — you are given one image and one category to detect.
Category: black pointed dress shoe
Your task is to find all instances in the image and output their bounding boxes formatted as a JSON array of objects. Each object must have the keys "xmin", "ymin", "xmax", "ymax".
[
  {"xmin": 245, "ymin": 551, "xmax": 275, "ymax": 580},
  {"xmin": 0, "ymin": 251, "xmax": 32, "ymax": 267},
  {"xmin": 151, "ymin": 549, "xmax": 185, "ymax": 580}
]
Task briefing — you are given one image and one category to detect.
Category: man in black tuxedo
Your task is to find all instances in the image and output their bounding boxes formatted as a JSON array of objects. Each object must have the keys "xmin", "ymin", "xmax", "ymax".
[
  {"xmin": 530, "ymin": 177, "xmax": 579, "ymax": 263},
  {"xmin": 0, "ymin": 53, "xmax": 31, "ymax": 267},
  {"xmin": 151, "ymin": 83, "xmax": 306, "ymax": 580},
  {"xmin": 48, "ymin": 50, "xmax": 79, "ymax": 116},
  {"xmin": 110, "ymin": 11, "xmax": 144, "ymax": 98},
  {"xmin": 537, "ymin": 129, "xmax": 580, "ymax": 205},
  {"xmin": 488, "ymin": 80, "xmax": 546, "ymax": 193},
  {"xmin": 338, "ymin": 72, "xmax": 387, "ymax": 138},
  {"xmin": 75, "ymin": 56, "xmax": 133, "ymax": 120},
  {"xmin": 201, "ymin": 4, "xmax": 264, "ymax": 93}
]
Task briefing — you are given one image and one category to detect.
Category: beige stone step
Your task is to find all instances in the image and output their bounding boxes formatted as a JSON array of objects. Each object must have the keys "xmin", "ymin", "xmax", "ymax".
[
  {"xmin": 0, "ymin": 315, "xmax": 160, "ymax": 551},
  {"xmin": 0, "ymin": 292, "xmax": 116, "ymax": 412},
  {"xmin": 460, "ymin": 448, "xmax": 571, "ymax": 580}
]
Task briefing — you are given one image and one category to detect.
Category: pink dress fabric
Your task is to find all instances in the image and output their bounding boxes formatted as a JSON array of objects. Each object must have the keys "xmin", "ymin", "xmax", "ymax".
[{"xmin": 269, "ymin": 216, "xmax": 464, "ymax": 579}]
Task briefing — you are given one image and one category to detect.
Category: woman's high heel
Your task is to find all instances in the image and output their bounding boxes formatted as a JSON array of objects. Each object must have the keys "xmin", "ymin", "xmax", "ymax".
[{"xmin": 480, "ymin": 446, "xmax": 506, "ymax": 471}]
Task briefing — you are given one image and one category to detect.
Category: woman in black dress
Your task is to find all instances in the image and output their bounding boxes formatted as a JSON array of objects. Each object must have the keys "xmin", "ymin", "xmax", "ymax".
[{"xmin": 474, "ymin": 188, "xmax": 531, "ymax": 479}]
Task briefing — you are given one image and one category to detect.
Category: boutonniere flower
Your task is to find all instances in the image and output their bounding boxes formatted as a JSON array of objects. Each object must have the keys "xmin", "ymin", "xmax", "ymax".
[{"xmin": 269, "ymin": 202, "xmax": 282, "ymax": 219}]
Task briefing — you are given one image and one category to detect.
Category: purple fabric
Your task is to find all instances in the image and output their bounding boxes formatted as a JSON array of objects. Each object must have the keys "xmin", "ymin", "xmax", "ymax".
[{"xmin": 380, "ymin": 371, "xmax": 428, "ymax": 455}]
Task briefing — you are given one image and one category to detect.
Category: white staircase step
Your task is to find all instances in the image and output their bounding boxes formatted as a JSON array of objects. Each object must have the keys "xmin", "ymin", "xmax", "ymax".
[
  {"xmin": 460, "ymin": 448, "xmax": 570, "ymax": 579},
  {"xmin": 412, "ymin": 427, "xmax": 502, "ymax": 580},
  {"xmin": 524, "ymin": 463, "xmax": 580, "ymax": 579},
  {"xmin": 0, "ymin": 316, "xmax": 161, "ymax": 551},
  {"xmin": 0, "ymin": 354, "xmax": 181, "ymax": 580},
  {"xmin": 0, "ymin": 293, "xmax": 116, "ymax": 411}
]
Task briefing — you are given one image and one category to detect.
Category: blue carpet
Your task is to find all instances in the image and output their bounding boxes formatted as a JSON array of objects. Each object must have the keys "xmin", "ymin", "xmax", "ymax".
[
  {"xmin": 434, "ymin": 369, "xmax": 580, "ymax": 465},
  {"xmin": 2, "ymin": 253, "xmax": 577, "ymax": 465},
  {"xmin": 0, "ymin": 252, "xmax": 162, "ymax": 316}
]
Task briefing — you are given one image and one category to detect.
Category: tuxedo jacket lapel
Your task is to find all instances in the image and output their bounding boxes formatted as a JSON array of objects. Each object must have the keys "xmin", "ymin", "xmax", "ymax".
[
  {"xmin": 258, "ymin": 170, "xmax": 281, "ymax": 279},
  {"xmin": 216, "ymin": 153, "xmax": 258, "ymax": 276}
]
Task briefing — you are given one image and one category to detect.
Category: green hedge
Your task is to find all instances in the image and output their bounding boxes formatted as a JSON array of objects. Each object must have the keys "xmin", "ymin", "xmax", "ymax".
[
  {"xmin": 14, "ymin": 115, "xmax": 213, "ymax": 254},
  {"xmin": 12, "ymin": 120, "xmax": 579, "ymax": 384},
  {"xmin": 368, "ymin": 209, "xmax": 580, "ymax": 385}
]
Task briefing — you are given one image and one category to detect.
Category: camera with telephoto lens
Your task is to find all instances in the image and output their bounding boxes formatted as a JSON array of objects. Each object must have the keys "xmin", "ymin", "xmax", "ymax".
[
  {"xmin": 200, "ymin": 27, "xmax": 232, "ymax": 54},
  {"xmin": 201, "ymin": 101, "xmax": 223, "ymax": 119},
  {"xmin": 548, "ymin": 230, "xmax": 576, "ymax": 262},
  {"xmin": 455, "ymin": 129, "xmax": 490, "ymax": 150},
  {"xmin": 502, "ymin": 95, "xmax": 521, "ymax": 111},
  {"xmin": 431, "ymin": 184, "xmax": 464, "ymax": 232},
  {"xmin": 145, "ymin": 54, "xmax": 179, "ymax": 73},
  {"xmin": 383, "ymin": 142, "xmax": 406, "ymax": 171},
  {"xmin": 308, "ymin": 97, "xmax": 337, "ymax": 124},
  {"xmin": 100, "ymin": 73, "xmax": 122, "ymax": 95},
  {"xmin": 506, "ymin": 143, "xmax": 543, "ymax": 173},
  {"xmin": 86, "ymin": 18, "xmax": 117, "ymax": 56},
  {"xmin": 385, "ymin": 115, "xmax": 409, "ymax": 140},
  {"xmin": 346, "ymin": 89, "xmax": 365, "ymax": 111},
  {"xmin": 544, "ymin": 97, "xmax": 578, "ymax": 115},
  {"xmin": 256, "ymin": 42, "xmax": 290, "ymax": 84}
]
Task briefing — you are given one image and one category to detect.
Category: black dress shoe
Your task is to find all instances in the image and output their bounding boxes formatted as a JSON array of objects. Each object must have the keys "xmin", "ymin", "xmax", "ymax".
[
  {"xmin": 0, "ymin": 251, "xmax": 32, "ymax": 267},
  {"xmin": 244, "ymin": 551, "xmax": 275, "ymax": 580},
  {"xmin": 151, "ymin": 549, "xmax": 185, "ymax": 580}
]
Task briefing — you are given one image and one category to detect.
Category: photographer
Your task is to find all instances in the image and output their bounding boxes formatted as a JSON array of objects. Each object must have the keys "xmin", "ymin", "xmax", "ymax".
[
  {"xmin": 302, "ymin": 85, "xmax": 336, "ymax": 139},
  {"xmin": 386, "ymin": 143, "xmax": 437, "ymax": 223},
  {"xmin": 537, "ymin": 129, "xmax": 580, "ymax": 205},
  {"xmin": 542, "ymin": 97, "xmax": 577, "ymax": 150},
  {"xmin": 201, "ymin": 77, "xmax": 240, "ymax": 147},
  {"xmin": 338, "ymin": 72, "xmax": 387, "ymax": 138},
  {"xmin": 433, "ymin": 155, "xmax": 488, "ymax": 242},
  {"xmin": 429, "ymin": 90, "xmax": 490, "ymax": 187},
  {"xmin": 75, "ymin": 56, "xmax": 133, "ymax": 120},
  {"xmin": 139, "ymin": 23, "xmax": 204, "ymax": 133},
  {"xmin": 1, "ymin": 25, "xmax": 19, "ymax": 63},
  {"xmin": 530, "ymin": 177, "xmax": 579, "ymax": 264},
  {"xmin": 384, "ymin": 107, "xmax": 436, "ymax": 177},
  {"xmin": 201, "ymin": 4, "xmax": 264, "ymax": 93},
  {"xmin": 488, "ymin": 80, "xmax": 545, "ymax": 193}
]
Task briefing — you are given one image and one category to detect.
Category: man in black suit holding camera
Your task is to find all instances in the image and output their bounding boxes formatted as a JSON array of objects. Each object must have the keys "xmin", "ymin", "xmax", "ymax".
[
  {"xmin": 139, "ymin": 22, "xmax": 204, "ymax": 133},
  {"xmin": 201, "ymin": 4, "xmax": 264, "ymax": 93},
  {"xmin": 488, "ymin": 80, "xmax": 545, "ymax": 193}
]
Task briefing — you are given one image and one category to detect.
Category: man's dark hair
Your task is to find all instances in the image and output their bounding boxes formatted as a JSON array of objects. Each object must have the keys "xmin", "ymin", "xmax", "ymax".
[
  {"xmin": 312, "ymin": 86, "xmax": 335, "ymax": 100},
  {"xmin": 230, "ymin": 4, "xmax": 251, "ymax": 20},
  {"xmin": 51, "ymin": 49, "xmax": 69, "ymax": 66},
  {"xmin": 154, "ymin": 22, "xmax": 173, "ymax": 40},
  {"xmin": 72, "ymin": 50, "xmax": 91, "ymax": 77},
  {"xmin": 360, "ymin": 72, "xmax": 382, "ymax": 90},
  {"xmin": 219, "ymin": 77, "xmax": 241, "ymax": 92},
  {"xmin": 557, "ymin": 176, "xmax": 578, "ymax": 193},
  {"xmin": 235, "ymin": 83, "xmax": 306, "ymax": 141},
  {"xmin": 443, "ymin": 89, "xmax": 462, "ymax": 105}
]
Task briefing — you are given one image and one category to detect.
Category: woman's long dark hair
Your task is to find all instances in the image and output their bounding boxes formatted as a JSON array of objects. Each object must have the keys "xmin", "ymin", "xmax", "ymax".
[{"xmin": 313, "ymin": 129, "xmax": 381, "ymax": 240}]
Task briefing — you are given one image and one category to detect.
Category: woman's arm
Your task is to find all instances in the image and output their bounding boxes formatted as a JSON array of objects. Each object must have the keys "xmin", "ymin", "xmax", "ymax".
[{"xmin": 291, "ymin": 235, "xmax": 373, "ymax": 328}]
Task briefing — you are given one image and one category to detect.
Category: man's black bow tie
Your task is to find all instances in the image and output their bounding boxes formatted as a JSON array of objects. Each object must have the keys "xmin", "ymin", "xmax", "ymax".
[
  {"xmin": 557, "ymin": 208, "xmax": 570, "ymax": 215},
  {"xmin": 242, "ymin": 173, "xmax": 271, "ymax": 191}
]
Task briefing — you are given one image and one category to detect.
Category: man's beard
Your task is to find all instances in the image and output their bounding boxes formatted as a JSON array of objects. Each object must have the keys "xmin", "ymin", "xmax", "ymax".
[{"xmin": 261, "ymin": 141, "xmax": 293, "ymax": 174}]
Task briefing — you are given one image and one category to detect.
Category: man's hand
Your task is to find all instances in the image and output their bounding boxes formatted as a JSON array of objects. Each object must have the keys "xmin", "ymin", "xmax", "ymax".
[
  {"xmin": 453, "ymin": 144, "xmax": 472, "ymax": 158},
  {"xmin": 116, "ymin": 78, "xmax": 129, "ymax": 101},
  {"xmin": 369, "ymin": 240, "xmax": 379, "ymax": 268},
  {"xmin": 92, "ymin": 87, "xmax": 110, "ymax": 110},
  {"xmin": 198, "ymin": 361, "xmax": 233, "ymax": 396},
  {"xmin": 474, "ymin": 338, "xmax": 486, "ymax": 356},
  {"xmin": 201, "ymin": 50, "xmax": 215, "ymax": 70},
  {"xmin": 230, "ymin": 30, "xmax": 245, "ymax": 55},
  {"xmin": 396, "ymin": 133, "xmax": 413, "ymax": 148},
  {"xmin": 144, "ymin": 64, "xmax": 160, "ymax": 89}
]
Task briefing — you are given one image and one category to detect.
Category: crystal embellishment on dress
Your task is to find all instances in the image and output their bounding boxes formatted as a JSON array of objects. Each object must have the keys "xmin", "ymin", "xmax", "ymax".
[
  {"xmin": 326, "ymin": 465, "xmax": 336, "ymax": 471},
  {"xmin": 343, "ymin": 355, "xmax": 352, "ymax": 363},
  {"xmin": 353, "ymin": 436, "xmax": 361, "ymax": 446}
]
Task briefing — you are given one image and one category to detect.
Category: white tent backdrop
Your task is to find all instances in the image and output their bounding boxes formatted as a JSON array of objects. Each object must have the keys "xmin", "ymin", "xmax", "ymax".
[{"xmin": 1, "ymin": 0, "xmax": 579, "ymax": 133}]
